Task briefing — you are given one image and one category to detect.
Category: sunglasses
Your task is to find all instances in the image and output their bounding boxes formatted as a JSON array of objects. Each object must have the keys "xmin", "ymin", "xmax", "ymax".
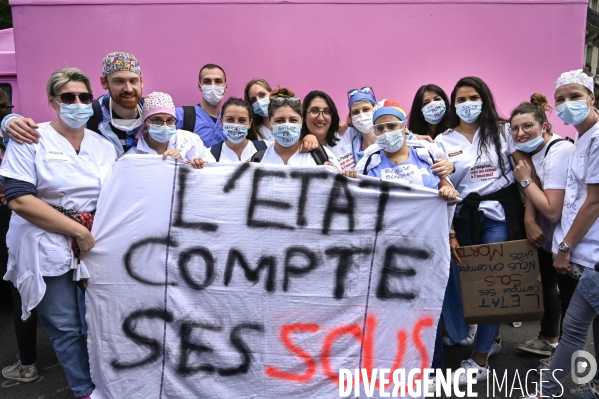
[
  {"xmin": 55, "ymin": 92, "xmax": 93, "ymax": 105},
  {"xmin": 347, "ymin": 86, "xmax": 375, "ymax": 100},
  {"xmin": 0, "ymin": 105, "xmax": 14, "ymax": 109},
  {"xmin": 271, "ymin": 97, "xmax": 301, "ymax": 107}
]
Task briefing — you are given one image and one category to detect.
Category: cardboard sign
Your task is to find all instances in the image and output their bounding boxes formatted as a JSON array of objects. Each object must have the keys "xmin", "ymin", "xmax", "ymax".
[
  {"xmin": 84, "ymin": 156, "xmax": 454, "ymax": 399},
  {"xmin": 456, "ymin": 240, "xmax": 544, "ymax": 325}
]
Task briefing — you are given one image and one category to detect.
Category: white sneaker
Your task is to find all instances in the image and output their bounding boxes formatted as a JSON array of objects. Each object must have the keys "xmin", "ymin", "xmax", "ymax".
[
  {"xmin": 452, "ymin": 358, "xmax": 489, "ymax": 386},
  {"xmin": 456, "ymin": 324, "xmax": 478, "ymax": 347},
  {"xmin": 488, "ymin": 337, "xmax": 502, "ymax": 358}
]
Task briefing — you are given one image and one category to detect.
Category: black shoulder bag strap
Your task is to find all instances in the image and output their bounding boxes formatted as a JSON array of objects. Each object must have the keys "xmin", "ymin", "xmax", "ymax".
[
  {"xmin": 251, "ymin": 149, "xmax": 266, "ymax": 163},
  {"xmin": 252, "ymin": 140, "xmax": 268, "ymax": 152},
  {"xmin": 87, "ymin": 99, "xmax": 104, "ymax": 134},
  {"xmin": 309, "ymin": 144, "xmax": 328, "ymax": 165},
  {"xmin": 182, "ymin": 105, "xmax": 196, "ymax": 132},
  {"xmin": 210, "ymin": 142, "xmax": 223, "ymax": 162},
  {"xmin": 544, "ymin": 137, "xmax": 574, "ymax": 157}
]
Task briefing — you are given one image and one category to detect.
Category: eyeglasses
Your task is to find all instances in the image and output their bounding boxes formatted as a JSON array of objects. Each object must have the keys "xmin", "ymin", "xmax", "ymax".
[
  {"xmin": 347, "ymin": 86, "xmax": 375, "ymax": 100},
  {"xmin": 0, "ymin": 105, "xmax": 13, "ymax": 109},
  {"xmin": 308, "ymin": 108, "xmax": 333, "ymax": 119},
  {"xmin": 55, "ymin": 92, "xmax": 93, "ymax": 105},
  {"xmin": 372, "ymin": 121, "xmax": 404, "ymax": 135},
  {"xmin": 146, "ymin": 117, "xmax": 177, "ymax": 127},
  {"xmin": 271, "ymin": 97, "xmax": 301, "ymax": 107},
  {"xmin": 509, "ymin": 122, "xmax": 535, "ymax": 134}
]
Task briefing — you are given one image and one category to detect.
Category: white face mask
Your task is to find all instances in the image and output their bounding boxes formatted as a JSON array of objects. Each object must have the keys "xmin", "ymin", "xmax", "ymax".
[
  {"xmin": 201, "ymin": 85, "xmax": 225, "ymax": 106},
  {"xmin": 109, "ymin": 97, "xmax": 142, "ymax": 131},
  {"xmin": 351, "ymin": 112, "xmax": 374, "ymax": 134}
]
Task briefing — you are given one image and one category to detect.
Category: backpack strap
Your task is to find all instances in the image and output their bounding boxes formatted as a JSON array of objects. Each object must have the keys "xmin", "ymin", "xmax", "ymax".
[
  {"xmin": 210, "ymin": 142, "xmax": 223, "ymax": 162},
  {"xmin": 251, "ymin": 149, "xmax": 266, "ymax": 163},
  {"xmin": 310, "ymin": 144, "xmax": 329, "ymax": 165},
  {"xmin": 182, "ymin": 105, "xmax": 196, "ymax": 132},
  {"xmin": 544, "ymin": 137, "xmax": 574, "ymax": 157},
  {"xmin": 362, "ymin": 150, "xmax": 382, "ymax": 175},
  {"xmin": 87, "ymin": 99, "xmax": 104, "ymax": 134},
  {"xmin": 251, "ymin": 139, "xmax": 268, "ymax": 152}
]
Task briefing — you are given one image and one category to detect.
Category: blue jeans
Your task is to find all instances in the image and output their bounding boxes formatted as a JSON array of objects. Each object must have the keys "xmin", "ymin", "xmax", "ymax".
[
  {"xmin": 36, "ymin": 270, "xmax": 94, "ymax": 397},
  {"xmin": 454, "ymin": 213, "xmax": 507, "ymax": 355},
  {"xmin": 541, "ymin": 267, "xmax": 599, "ymax": 396}
]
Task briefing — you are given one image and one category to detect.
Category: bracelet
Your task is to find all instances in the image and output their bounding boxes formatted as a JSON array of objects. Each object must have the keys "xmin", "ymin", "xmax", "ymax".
[
  {"xmin": 449, "ymin": 229, "xmax": 456, "ymax": 235},
  {"xmin": 449, "ymin": 234, "xmax": 457, "ymax": 239}
]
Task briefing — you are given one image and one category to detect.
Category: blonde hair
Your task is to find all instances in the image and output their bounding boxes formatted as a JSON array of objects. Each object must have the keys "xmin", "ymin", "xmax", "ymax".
[{"xmin": 46, "ymin": 67, "xmax": 93, "ymax": 97}]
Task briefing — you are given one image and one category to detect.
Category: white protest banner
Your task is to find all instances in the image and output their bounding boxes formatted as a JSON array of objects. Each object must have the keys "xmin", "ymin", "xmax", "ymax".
[{"xmin": 84, "ymin": 156, "xmax": 452, "ymax": 399}]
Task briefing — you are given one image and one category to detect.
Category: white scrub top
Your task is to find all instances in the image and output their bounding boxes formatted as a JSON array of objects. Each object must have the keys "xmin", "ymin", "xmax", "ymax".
[
  {"xmin": 260, "ymin": 144, "xmax": 340, "ymax": 168},
  {"xmin": 328, "ymin": 128, "xmax": 360, "ymax": 170},
  {"xmin": 217, "ymin": 140, "xmax": 261, "ymax": 163},
  {"xmin": 435, "ymin": 126, "xmax": 516, "ymax": 222},
  {"xmin": 126, "ymin": 129, "xmax": 215, "ymax": 163},
  {"xmin": 530, "ymin": 133, "xmax": 574, "ymax": 252},
  {"xmin": 0, "ymin": 122, "xmax": 117, "ymax": 319},
  {"xmin": 553, "ymin": 122, "xmax": 599, "ymax": 268},
  {"xmin": 259, "ymin": 124, "xmax": 275, "ymax": 142}
]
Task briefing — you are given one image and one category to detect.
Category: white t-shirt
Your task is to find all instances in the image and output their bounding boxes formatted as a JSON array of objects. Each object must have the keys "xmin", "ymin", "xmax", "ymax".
[
  {"xmin": 126, "ymin": 129, "xmax": 216, "ymax": 163},
  {"xmin": 259, "ymin": 124, "xmax": 274, "ymax": 142},
  {"xmin": 216, "ymin": 140, "xmax": 260, "ymax": 163},
  {"xmin": 531, "ymin": 133, "xmax": 574, "ymax": 190},
  {"xmin": 435, "ymin": 126, "xmax": 516, "ymax": 221},
  {"xmin": 553, "ymin": 122, "xmax": 599, "ymax": 268},
  {"xmin": 0, "ymin": 122, "xmax": 116, "ymax": 318},
  {"xmin": 260, "ymin": 144, "xmax": 340, "ymax": 168},
  {"xmin": 328, "ymin": 127, "xmax": 360, "ymax": 171},
  {"xmin": 530, "ymin": 133, "xmax": 575, "ymax": 252}
]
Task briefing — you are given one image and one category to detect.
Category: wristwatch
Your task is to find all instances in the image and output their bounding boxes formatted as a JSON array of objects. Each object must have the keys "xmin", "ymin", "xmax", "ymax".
[
  {"xmin": 558, "ymin": 241, "xmax": 572, "ymax": 253},
  {"xmin": 520, "ymin": 179, "xmax": 533, "ymax": 188}
]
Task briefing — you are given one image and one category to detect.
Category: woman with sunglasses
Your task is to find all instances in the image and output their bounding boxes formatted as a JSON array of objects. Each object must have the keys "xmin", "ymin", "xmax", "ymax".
[
  {"xmin": 210, "ymin": 97, "xmax": 268, "ymax": 162},
  {"xmin": 435, "ymin": 76, "xmax": 527, "ymax": 385},
  {"xmin": 126, "ymin": 92, "xmax": 214, "ymax": 168},
  {"xmin": 255, "ymin": 87, "xmax": 340, "ymax": 167},
  {"xmin": 0, "ymin": 67, "xmax": 116, "ymax": 399},
  {"xmin": 508, "ymin": 93, "xmax": 578, "ymax": 373}
]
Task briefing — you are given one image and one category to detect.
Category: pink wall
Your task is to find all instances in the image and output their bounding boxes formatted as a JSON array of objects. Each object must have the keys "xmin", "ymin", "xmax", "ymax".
[{"xmin": 10, "ymin": 0, "xmax": 587, "ymax": 137}]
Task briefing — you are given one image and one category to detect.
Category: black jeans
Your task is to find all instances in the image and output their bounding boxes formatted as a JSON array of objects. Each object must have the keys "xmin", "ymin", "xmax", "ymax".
[
  {"xmin": 538, "ymin": 247, "xmax": 580, "ymax": 338},
  {"xmin": 10, "ymin": 283, "xmax": 38, "ymax": 366}
]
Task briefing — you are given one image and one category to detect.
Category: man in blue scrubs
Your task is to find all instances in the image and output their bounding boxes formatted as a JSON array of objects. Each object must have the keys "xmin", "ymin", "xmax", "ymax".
[{"xmin": 176, "ymin": 63, "xmax": 228, "ymax": 147}]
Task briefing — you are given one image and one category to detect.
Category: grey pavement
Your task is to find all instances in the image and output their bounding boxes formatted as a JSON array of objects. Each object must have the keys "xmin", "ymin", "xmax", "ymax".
[{"xmin": 0, "ymin": 285, "xmax": 595, "ymax": 399}]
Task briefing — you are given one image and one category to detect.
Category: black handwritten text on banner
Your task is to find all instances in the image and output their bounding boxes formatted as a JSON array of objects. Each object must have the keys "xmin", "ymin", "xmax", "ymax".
[{"xmin": 85, "ymin": 156, "xmax": 452, "ymax": 399}]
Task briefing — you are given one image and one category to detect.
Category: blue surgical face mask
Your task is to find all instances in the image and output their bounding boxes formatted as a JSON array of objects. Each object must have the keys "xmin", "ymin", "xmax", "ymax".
[
  {"xmin": 456, "ymin": 101, "xmax": 483, "ymax": 123},
  {"xmin": 56, "ymin": 102, "xmax": 93, "ymax": 129},
  {"xmin": 556, "ymin": 99, "xmax": 591, "ymax": 126},
  {"xmin": 376, "ymin": 129, "xmax": 405, "ymax": 153},
  {"xmin": 422, "ymin": 100, "xmax": 446, "ymax": 124},
  {"xmin": 515, "ymin": 135, "xmax": 545, "ymax": 153},
  {"xmin": 253, "ymin": 97, "xmax": 270, "ymax": 117},
  {"xmin": 148, "ymin": 125, "xmax": 177, "ymax": 143},
  {"xmin": 273, "ymin": 123, "xmax": 302, "ymax": 147},
  {"xmin": 223, "ymin": 123, "xmax": 248, "ymax": 144}
]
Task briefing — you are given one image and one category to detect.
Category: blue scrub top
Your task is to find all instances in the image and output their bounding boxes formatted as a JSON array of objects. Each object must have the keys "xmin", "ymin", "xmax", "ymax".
[
  {"xmin": 367, "ymin": 146, "xmax": 440, "ymax": 189},
  {"xmin": 175, "ymin": 105, "xmax": 226, "ymax": 148}
]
